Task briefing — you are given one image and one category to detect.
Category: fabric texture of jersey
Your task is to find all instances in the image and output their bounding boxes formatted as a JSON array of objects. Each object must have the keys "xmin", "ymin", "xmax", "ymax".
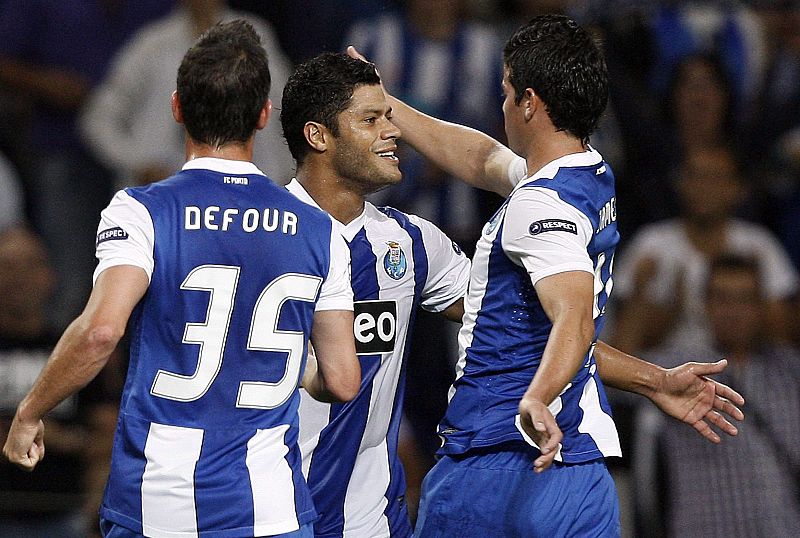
[
  {"xmin": 286, "ymin": 179, "xmax": 470, "ymax": 538},
  {"xmin": 94, "ymin": 159, "xmax": 352, "ymax": 538},
  {"xmin": 440, "ymin": 149, "xmax": 622, "ymax": 463}
]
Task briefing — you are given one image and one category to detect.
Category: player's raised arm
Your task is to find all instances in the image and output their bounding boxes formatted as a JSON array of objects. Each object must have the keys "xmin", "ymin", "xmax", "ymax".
[
  {"xmin": 594, "ymin": 342, "xmax": 745, "ymax": 443},
  {"xmin": 347, "ymin": 46, "xmax": 516, "ymax": 197}
]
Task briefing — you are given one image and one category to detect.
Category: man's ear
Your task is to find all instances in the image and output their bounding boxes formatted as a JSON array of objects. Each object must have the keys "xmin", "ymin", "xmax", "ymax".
[
  {"xmin": 171, "ymin": 91, "xmax": 184, "ymax": 124},
  {"xmin": 303, "ymin": 121, "xmax": 329, "ymax": 153},
  {"xmin": 523, "ymin": 88, "xmax": 537, "ymax": 121},
  {"xmin": 256, "ymin": 99, "xmax": 272, "ymax": 131}
]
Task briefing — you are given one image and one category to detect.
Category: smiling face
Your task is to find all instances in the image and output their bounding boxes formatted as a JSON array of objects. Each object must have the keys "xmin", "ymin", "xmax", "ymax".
[{"xmin": 330, "ymin": 84, "xmax": 402, "ymax": 196}]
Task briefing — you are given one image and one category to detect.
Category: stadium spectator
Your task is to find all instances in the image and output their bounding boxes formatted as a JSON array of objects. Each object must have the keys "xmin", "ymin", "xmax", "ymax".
[
  {"xmin": 0, "ymin": 151, "xmax": 24, "ymax": 233},
  {"xmin": 633, "ymin": 254, "xmax": 800, "ymax": 537},
  {"xmin": 80, "ymin": 0, "xmax": 294, "ymax": 189},
  {"xmin": 610, "ymin": 146, "xmax": 797, "ymax": 354},
  {"xmin": 0, "ymin": 0, "xmax": 173, "ymax": 330},
  {"xmin": 0, "ymin": 227, "xmax": 119, "ymax": 538}
]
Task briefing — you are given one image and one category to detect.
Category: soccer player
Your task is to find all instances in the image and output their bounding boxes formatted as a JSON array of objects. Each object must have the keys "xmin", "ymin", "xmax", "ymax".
[
  {"xmin": 283, "ymin": 51, "xmax": 744, "ymax": 538},
  {"xmin": 351, "ymin": 15, "xmax": 741, "ymax": 536},
  {"xmin": 3, "ymin": 20, "xmax": 359, "ymax": 538},
  {"xmin": 280, "ymin": 53, "xmax": 470, "ymax": 538}
]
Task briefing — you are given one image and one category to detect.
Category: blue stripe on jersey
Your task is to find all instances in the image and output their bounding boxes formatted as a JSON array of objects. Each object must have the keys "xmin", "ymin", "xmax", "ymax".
[
  {"xmin": 306, "ymin": 227, "xmax": 381, "ymax": 537},
  {"xmin": 195, "ymin": 429, "xmax": 255, "ymax": 531},
  {"xmin": 379, "ymin": 208, "xmax": 427, "ymax": 537},
  {"xmin": 100, "ymin": 412, "xmax": 149, "ymax": 533}
]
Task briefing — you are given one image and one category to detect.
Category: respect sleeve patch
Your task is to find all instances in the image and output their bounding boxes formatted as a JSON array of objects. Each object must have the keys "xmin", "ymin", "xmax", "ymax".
[
  {"xmin": 528, "ymin": 219, "xmax": 578, "ymax": 235},
  {"xmin": 96, "ymin": 227, "xmax": 129, "ymax": 246}
]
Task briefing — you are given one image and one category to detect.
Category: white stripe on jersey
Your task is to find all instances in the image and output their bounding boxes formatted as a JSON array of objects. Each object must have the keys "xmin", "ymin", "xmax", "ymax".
[
  {"xmin": 577, "ymin": 365, "xmax": 622, "ymax": 456},
  {"xmin": 339, "ymin": 218, "xmax": 416, "ymax": 536},
  {"xmin": 298, "ymin": 392, "xmax": 330, "ymax": 478},
  {"xmin": 246, "ymin": 425, "xmax": 301, "ymax": 536},
  {"xmin": 344, "ymin": 441, "xmax": 391, "ymax": 538},
  {"xmin": 141, "ymin": 422, "xmax": 204, "ymax": 537},
  {"xmin": 450, "ymin": 205, "xmax": 507, "ymax": 402}
]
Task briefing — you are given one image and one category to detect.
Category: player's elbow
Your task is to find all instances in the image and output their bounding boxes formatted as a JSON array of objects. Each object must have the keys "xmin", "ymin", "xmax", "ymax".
[
  {"xmin": 327, "ymin": 362, "xmax": 361, "ymax": 403},
  {"xmin": 85, "ymin": 322, "xmax": 124, "ymax": 358}
]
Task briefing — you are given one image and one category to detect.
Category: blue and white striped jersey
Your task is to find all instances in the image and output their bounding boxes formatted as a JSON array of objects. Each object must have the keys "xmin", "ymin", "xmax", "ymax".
[
  {"xmin": 440, "ymin": 149, "xmax": 622, "ymax": 463},
  {"xmin": 93, "ymin": 159, "xmax": 353, "ymax": 538},
  {"xmin": 286, "ymin": 180, "xmax": 470, "ymax": 538}
]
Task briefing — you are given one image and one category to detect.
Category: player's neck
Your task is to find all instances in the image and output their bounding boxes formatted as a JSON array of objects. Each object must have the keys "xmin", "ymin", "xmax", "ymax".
[
  {"xmin": 296, "ymin": 167, "xmax": 365, "ymax": 225},
  {"xmin": 523, "ymin": 132, "xmax": 586, "ymax": 176},
  {"xmin": 184, "ymin": 139, "xmax": 254, "ymax": 164}
]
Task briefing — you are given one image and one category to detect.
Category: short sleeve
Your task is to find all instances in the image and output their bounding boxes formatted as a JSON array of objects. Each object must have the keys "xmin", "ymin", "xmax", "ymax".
[
  {"xmin": 316, "ymin": 219, "xmax": 354, "ymax": 311},
  {"xmin": 93, "ymin": 190, "xmax": 155, "ymax": 283},
  {"xmin": 507, "ymin": 155, "xmax": 528, "ymax": 187},
  {"xmin": 502, "ymin": 187, "xmax": 593, "ymax": 285},
  {"xmin": 407, "ymin": 215, "xmax": 471, "ymax": 312}
]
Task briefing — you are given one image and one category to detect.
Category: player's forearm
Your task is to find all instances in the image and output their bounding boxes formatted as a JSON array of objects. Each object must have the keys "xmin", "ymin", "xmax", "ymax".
[
  {"xmin": 594, "ymin": 340, "xmax": 665, "ymax": 399},
  {"xmin": 16, "ymin": 317, "xmax": 119, "ymax": 423},
  {"xmin": 523, "ymin": 318, "xmax": 594, "ymax": 406},
  {"xmin": 387, "ymin": 94, "xmax": 512, "ymax": 196}
]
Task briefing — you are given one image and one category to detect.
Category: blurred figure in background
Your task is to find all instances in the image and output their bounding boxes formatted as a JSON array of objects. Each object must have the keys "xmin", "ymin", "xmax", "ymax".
[
  {"xmin": 0, "ymin": 227, "xmax": 120, "ymax": 538},
  {"xmin": 610, "ymin": 146, "xmax": 797, "ymax": 355},
  {"xmin": 80, "ymin": 0, "xmax": 294, "ymax": 188},
  {"xmin": 0, "ymin": 151, "xmax": 24, "ymax": 233},
  {"xmin": 633, "ymin": 254, "xmax": 800, "ymax": 537},
  {"xmin": 345, "ymin": 0, "xmax": 504, "ymax": 248},
  {"xmin": 229, "ymin": 0, "xmax": 397, "ymax": 65},
  {"xmin": 0, "ymin": 0, "xmax": 173, "ymax": 331}
]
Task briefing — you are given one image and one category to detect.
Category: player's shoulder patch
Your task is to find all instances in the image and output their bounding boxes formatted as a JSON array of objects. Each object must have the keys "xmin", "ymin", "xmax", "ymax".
[
  {"xmin": 528, "ymin": 219, "xmax": 578, "ymax": 235},
  {"xmin": 96, "ymin": 226, "xmax": 129, "ymax": 246}
]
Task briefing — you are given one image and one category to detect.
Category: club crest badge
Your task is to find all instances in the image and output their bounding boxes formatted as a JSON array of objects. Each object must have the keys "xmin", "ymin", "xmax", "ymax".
[
  {"xmin": 383, "ymin": 241, "xmax": 407, "ymax": 280},
  {"xmin": 484, "ymin": 207, "xmax": 505, "ymax": 236}
]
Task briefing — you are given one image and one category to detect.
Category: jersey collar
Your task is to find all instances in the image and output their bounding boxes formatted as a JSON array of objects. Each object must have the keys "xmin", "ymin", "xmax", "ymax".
[
  {"xmin": 514, "ymin": 146, "xmax": 603, "ymax": 192},
  {"xmin": 181, "ymin": 157, "xmax": 265, "ymax": 176},
  {"xmin": 285, "ymin": 178, "xmax": 367, "ymax": 242}
]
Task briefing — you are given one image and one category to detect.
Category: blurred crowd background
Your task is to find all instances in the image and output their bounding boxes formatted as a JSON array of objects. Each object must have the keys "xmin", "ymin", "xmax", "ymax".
[{"xmin": 1, "ymin": 1, "xmax": 799, "ymax": 536}]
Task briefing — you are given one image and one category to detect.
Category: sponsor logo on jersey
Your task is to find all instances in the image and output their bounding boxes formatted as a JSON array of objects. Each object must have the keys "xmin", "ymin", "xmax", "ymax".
[
  {"xmin": 353, "ymin": 300, "xmax": 397, "ymax": 354},
  {"xmin": 96, "ymin": 227, "xmax": 129, "ymax": 246},
  {"xmin": 528, "ymin": 219, "xmax": 578, "ymax": 235},
  {"xmin": 383, "ymin": 241, "xmax": 407, "ymax": 280}
]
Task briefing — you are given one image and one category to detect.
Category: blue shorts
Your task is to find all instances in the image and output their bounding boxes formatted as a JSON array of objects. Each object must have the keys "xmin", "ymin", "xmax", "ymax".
[
  {"xmin": 100, "ymin": 518, "xmax": 315, "ymax": 538},
  {"xmin": 414, "ymin": 444, "xmax": 620, "ymax": 538}
]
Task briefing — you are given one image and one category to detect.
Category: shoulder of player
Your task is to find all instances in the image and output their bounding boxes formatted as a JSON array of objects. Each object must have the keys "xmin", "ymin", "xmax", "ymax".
[{"xmin": 373, "ymin": 204, "xmax": 449, "ymax": 238}]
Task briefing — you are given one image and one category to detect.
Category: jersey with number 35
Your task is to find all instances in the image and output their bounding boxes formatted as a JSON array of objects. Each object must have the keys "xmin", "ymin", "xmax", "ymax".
[
  {"xmin": 93, "ymin": 158, "xmax": 353, "ymax": 538},
  {"xmin": 440, "ymin": 148, "xmax": 622, "ymax": 464}
]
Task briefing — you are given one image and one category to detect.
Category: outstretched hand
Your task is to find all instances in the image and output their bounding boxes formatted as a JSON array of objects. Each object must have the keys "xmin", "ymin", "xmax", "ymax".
[
  {"xmin": 517, "ymin": 397, "xmax": 563, "ymax": 472},
  {"xmin": 650, "ymin": 359, "xmax": 745, "ymax": 443}
]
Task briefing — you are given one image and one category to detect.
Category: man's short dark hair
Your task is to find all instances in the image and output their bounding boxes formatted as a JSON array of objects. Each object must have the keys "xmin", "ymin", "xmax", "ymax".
[
  {"xmin": 281, "ymin": 52, "xmax": 381, "ymax": 165},
  {"xmin": 177, "ymin": 20, "xmax": 271, "ymax": 148},
  {"xmin": 503, "ymin": 15, "xmax": 608, "ymax": 145}
]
